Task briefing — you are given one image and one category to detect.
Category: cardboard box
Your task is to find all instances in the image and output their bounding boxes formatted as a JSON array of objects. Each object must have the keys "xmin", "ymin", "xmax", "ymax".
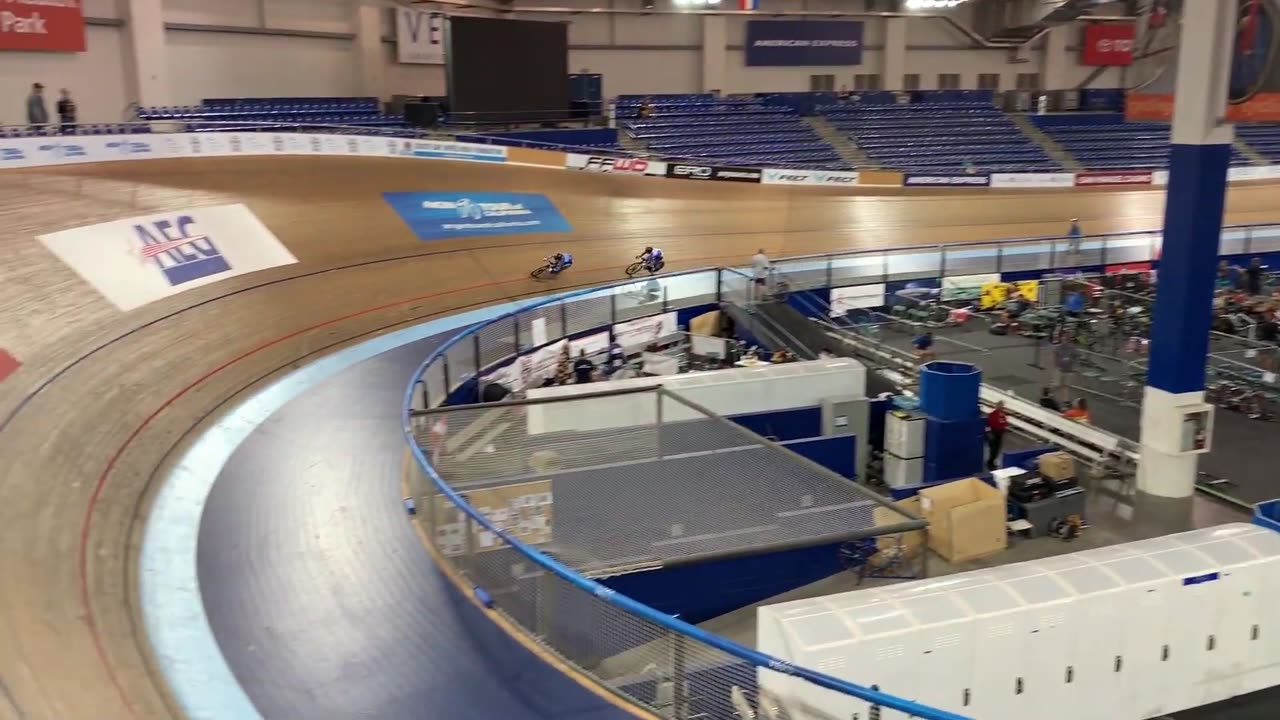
[
  {"xmin": 919, "ymin": 477, "xmax": 1007, "ymax": 563},
  {"xmin": 1038, "ymin": 451, "xmax": 1076, "ymax": 481}
]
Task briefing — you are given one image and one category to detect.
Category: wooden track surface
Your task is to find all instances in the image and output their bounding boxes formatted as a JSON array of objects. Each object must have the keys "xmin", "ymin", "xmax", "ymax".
[{"xmin": 1, "ymin": 156, "xmax": 1279, "ymax": 720}]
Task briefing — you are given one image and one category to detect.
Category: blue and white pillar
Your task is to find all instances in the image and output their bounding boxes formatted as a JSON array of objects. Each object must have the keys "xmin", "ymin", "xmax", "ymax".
[{"xmin": 1138, "ymin": 1, "xmax": 1238, "ymax": 498}]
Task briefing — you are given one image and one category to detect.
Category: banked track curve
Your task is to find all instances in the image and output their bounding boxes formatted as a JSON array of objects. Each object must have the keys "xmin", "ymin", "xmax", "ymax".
[{"xmin": 2, "ymin": 155, "xmax": 1280, "ymax": 720}]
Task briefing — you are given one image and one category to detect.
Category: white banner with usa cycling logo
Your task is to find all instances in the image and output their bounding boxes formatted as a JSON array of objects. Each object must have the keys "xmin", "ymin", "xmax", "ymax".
[{"xmin": 37, "ymin": 203, "xmax": 298, "ymax": 312}]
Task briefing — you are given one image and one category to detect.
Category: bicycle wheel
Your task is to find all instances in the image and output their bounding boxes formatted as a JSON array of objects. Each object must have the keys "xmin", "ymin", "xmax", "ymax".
[
  {"xmin": 531, "ymin": 264, "xmax": 550, "ymax": 279},
  {"xmin": 625, "ymin": 261, "xmax": 644, "ymax": 277}
]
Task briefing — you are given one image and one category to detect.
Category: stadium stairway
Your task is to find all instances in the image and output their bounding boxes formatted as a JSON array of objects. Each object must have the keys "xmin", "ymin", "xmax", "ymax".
[
  {"xmin": 618, "ymin": 130, "xmax": 649, "ymax": 155},
  {"xmin": 754, "ymin": 301, "xmax": 831, "ymax": 360},
  {"xmin": 1010, "ymin": 114, "xmax": 1081, "ymax": 172},
  {"xmin": 804, "ymin": 116, "xmax": 871, "ymax": 168},
  {"xmin": 1234, "ymin": 137, "xmax": 1270, "ymax": 166},
  {"xmin": 722, "ymin": 302, "xmax": 814, "ymax": 360}
]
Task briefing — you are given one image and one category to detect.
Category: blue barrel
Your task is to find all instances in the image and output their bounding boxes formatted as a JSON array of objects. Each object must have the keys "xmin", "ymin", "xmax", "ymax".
[{"xmin": 919, "ymin": 361, "xmax": 982, "ymax": 422}]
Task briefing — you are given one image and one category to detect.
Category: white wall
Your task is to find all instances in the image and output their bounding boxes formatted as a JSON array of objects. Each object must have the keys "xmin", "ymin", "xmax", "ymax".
[
  {"xmin": 165, "ymin": 32, "xmax": 356, "ymax": 105},
  {"xmin": 0, "ymin": 0, "xmax": 1127, "ymax": 123},
  {"xmin": 1, "ymin": 25, "xmax": 130, "ymax": 125}
]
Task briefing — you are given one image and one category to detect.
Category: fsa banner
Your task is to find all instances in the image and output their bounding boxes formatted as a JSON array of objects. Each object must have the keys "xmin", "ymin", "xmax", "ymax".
[
  {"xmin": 396, "ymin": 8, "xmax": 445, "ymax": 64},
  {"xmin": 745, "ymin": 21, "xmax": 863, "ymax": 67},
  {"xmin": 0, "ymin": 0, "xmax": 85, "ymax": 52},
  {"xmin": 37, "ymin": 204, "xmax": 297, "ymax": 312},
  {"xmin": 1081, "ymin": 22, "xmax": 1135, "ymax": 66}
]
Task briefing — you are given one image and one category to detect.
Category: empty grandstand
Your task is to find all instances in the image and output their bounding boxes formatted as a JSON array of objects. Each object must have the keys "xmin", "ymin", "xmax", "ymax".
[
  {"xmin": 1038, "ymin": 115, "xmax": 1256, "ymax": 170},
  {"xmin": 818, "ymin": 91, "xmax": 1062, "ymax": 174},
  {"xmin": 137, "ymin": 97, "xmax": 408, "ymax": 132},
  {"xmin": 1238, "ymin": 124, "xmax": 1280, "ymax": 164},
  {"xmin": 617, "ymin": 94, "xmax": 845, "ymax": 169}
]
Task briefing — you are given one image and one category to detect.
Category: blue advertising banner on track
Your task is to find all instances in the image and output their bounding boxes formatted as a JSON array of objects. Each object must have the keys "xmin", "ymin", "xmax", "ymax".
[
  {"xmin": 745, "ymin": 21, "xmax": 863, "ymax": 67},
  {"xmin": 903, "ymin": 174, "xmax": 991, "ymax": 187},
  {"xmin": 383, "ymin": 192, "xmax": 572, "ymax": 241}
]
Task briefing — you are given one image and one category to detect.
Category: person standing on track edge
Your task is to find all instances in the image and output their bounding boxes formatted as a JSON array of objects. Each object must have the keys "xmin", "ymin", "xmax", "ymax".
[
  {"xmin": 986, "ymin": 400, "xmax": 1008, "ymax": 470},
  {"xmin": 751, "ymin": 248, "xmax": 769, "ymax": 302},
  {"xmin": 57, "ymin": 89, "xmax": 77, "ymax": 135}
]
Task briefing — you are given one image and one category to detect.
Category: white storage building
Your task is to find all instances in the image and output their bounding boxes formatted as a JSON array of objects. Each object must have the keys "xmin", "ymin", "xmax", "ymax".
[{"xmin": 756, "ymin": 523, "xmax": 1280, "ymax": 720}]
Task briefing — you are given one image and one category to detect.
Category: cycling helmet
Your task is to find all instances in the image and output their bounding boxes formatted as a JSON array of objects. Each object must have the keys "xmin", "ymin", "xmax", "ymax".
[{"xmin": 644, "ymin": 246, "xmax": 653, "ymax": 254}]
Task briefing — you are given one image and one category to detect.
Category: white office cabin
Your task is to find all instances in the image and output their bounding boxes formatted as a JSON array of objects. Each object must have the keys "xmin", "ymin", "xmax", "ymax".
[{"xmin": 756, "ymin": 523, "xmax": 1280, "ymax": 720}]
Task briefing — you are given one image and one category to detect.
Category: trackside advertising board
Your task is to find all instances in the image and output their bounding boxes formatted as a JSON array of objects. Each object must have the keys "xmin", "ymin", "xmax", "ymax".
[
  {"xmin": 37, "ymin": 204, "xmax": 297, "ymax": 312},
  {"xmin": 989, "ymin": 173, "xmax": 1075, "ymax": 189},
  {"xmin": 566, "ymin": 153, "xmax": 666, "ymax": 176},
  {"xmin": 761, "ymin": 168, "xmax": 859, "ymax": 186},
  {"xmin": 745, "ymin": 21, "xmax": 863, "ymax": 66},
  {"xmin": 903, "ymin": 174, "xmax": 991, "ymax": 187},
  {"xmin": 383, "ymin": 192, "xmax": 573, "ymax": 241},
  {"xmin": 665, "ymin": 163, "xmax": 762, "ymax": 183},
  {"xmin": 0, "ymin": 133, "xmax": 505, "ymax": 167},
  {"xmin": 1074, "ymin": 171, "xmax": 1153, "ymax": 186}
]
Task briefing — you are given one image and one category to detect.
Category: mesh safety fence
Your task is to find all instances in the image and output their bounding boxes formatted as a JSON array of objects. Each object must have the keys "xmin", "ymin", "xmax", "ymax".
[
  {"xmin": 412, "ymin": 387, "xmax": 922, "ymax": 577},
  {"xmin": 404, "ymin": 392, "xmax": 950, "ymax": 719}
]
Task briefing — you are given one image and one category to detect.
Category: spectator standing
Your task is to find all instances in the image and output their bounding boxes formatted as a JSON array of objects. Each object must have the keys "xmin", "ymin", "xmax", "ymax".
[
  {"xmin": 637, "ymin": 98, "xmax": 655, "ymax": 119},
  {"xmin": 1067, "ymin": 218, "xmax": 1083, "ymax": 256},
  {"xmin": 1051, "ymin": 338, "xmax": 1077, "ymax": 404},
  {"xmin": 555, "ymin": 346, "xmax": 573, "ymax": 386},
  {"xmin": 572, "ymin": 349, "xmax": 594, "ymax": 384},
  {"xmin": 912, "ymin": 331, "xmax": 935, "ymax": 362},
  {"xmin": 607, "ymin": 340, "xmax": 625, "ymax": 370},
  {"xmin": 26, "ymin": 83, "xmax": 48, "ymax": 130},
  {"xmin": 986, "ymin": 401, "xmax": 1008, "ymax": 470},
  {"xmin": 1245, "ymin": 257, "xmax": 1265, "ymax": 297},
  {"xmin": 1063, "ymin": 286, "xmax": 1085, "ymax": 317},
  {"xmin": 56, "ymin": 89, "xmax": 76, "ymax": 135},
  {"xmin": 751, "ymin": 248, "xmax": 770, "ymax": 302}
]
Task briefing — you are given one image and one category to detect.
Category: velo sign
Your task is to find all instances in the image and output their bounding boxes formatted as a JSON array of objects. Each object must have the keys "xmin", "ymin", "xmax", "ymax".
[{"xmin": 397, "ymin": 9, "xmax": 445, "ymax": 64}]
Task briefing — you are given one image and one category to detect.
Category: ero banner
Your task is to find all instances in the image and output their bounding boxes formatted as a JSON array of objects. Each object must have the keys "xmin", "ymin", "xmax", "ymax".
[{"xmin": 745, "ymin": 21, "xmax": 863, "ymax": 67}]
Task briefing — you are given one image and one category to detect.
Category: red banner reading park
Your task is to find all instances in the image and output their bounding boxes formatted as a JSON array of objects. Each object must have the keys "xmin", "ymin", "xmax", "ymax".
[{"xmin": 0, "ymin": 0, "xmax": 86, "ymax": 52}]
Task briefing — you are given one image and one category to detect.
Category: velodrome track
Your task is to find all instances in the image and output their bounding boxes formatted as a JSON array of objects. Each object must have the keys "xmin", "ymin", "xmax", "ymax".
[{"xmin": 2, "ymin": 155, "xmax": 1280, "ymax": 720}]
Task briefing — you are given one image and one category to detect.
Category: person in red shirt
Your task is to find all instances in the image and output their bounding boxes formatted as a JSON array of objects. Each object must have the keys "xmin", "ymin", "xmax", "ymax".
[{"xmin": 986, "ymin": 401, "xmax": 1009, "ymax": 470}]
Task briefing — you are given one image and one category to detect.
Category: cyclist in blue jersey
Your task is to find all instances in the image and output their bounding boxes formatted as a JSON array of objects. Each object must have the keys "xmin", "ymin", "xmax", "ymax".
[
  {"xmin": 639, "ymin": 246, "xmax": 664, "ymax": 272},
  {"xmin": 548, "ymin": 252, "xmax": 573, "ymax": 274}
]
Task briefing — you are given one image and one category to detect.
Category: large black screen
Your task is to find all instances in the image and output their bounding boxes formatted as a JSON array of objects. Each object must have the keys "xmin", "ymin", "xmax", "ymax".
[{"xmin": 446, "ymin": 16, "xmax": 569, "ymax": 122}]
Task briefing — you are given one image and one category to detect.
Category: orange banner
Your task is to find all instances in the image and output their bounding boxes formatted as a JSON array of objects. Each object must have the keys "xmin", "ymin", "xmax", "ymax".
[
  {"xmin": 1127, "ymin": 91, "xmax": 1280, "ymax": 123},
  {"xmin": 858, "ymin": 170, "xmax": 904, "ymax": 186},
  {"xmin": 507, "ymin": 147, "xmax": 566, "ymax": 168}
]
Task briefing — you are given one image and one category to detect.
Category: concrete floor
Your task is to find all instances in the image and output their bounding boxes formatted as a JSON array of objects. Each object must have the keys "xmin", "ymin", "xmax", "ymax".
[{"xmin": 871, "ymin": 318, "xmax": 1280, "ymax": 506}]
